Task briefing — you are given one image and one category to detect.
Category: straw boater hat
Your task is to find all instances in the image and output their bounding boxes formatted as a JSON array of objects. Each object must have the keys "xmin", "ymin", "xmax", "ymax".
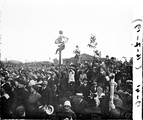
[
  {"xmin": 126, "ymin": 80, "xmax": 132, "ymax": 83},
  {"xmin": 76, "ymin": 93, "xmax": 84, "ymax": 98}
]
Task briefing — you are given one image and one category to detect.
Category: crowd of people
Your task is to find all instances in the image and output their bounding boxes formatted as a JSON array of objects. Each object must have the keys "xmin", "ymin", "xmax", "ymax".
[{"xmin": 0, "ymin": 55, "xmax": 133, "ymax": 119}]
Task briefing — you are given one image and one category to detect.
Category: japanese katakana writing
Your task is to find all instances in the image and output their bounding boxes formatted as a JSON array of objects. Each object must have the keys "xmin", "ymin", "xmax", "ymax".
[
  {"xmin": 132, "ymin": 18, "xmax": 142, "ymax": 111},
  {"xmin": 133, "ymin": 19, "xmax": 142, "ymax": 68}
]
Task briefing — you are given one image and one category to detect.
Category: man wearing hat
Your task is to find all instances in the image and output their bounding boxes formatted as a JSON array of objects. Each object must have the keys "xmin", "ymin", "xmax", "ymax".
[
  {"xmin": 61, "ymin": 100, "xmax": 76, "ymax": 120},
  {"xmin": 14, "ymin": 105, "xmax": 26, "ymax": 118},
  {"xmin": 84, "ymin": 62, "xmax": 93, "ymax": 87},
  {"xmin": 73, "ymin": 45, "xmax": 81, "ymax": 65},
  {"xmin": 78, "ymin": 67, "xmax": 87, "ymax": 86},
  {"xmin": 104, "ymin": 55, "xmax": 110, "ymax": 68},
  {"xmin": 25, "ymin": 86, "xmax": 41, "ymax": 118},
  {"xmin": 68, "ymin": 64, "xmax": 76, "ymax": 93},
  {"xmin": 71, "ymin": 93, "xmax": 89, "ymax": 119},
  {"xmin": 95, "ymin": 65, "xmax": 109, "ymax": 91},
  {"xmin": 109, "ymin": 92, "xmax": 127, "ymax": 118},
  {"xmin": 39, "ymin": 80, "xmax": 52, "ymax": 106},
  {"xmin": 1, "ymin": 81, "xmax": 15, "ymax": 118},
  {"xmin": 78, "ymin": 78, "xmax": 90, "ymax": 101}
]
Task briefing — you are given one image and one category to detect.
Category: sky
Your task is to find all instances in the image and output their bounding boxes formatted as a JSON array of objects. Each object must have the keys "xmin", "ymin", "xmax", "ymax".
[{"xmin": 0, "ymin": 0, "xmax": 136, "ymax": 62}]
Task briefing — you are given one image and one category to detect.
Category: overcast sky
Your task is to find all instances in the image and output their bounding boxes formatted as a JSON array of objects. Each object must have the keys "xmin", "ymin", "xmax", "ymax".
[{"xmin": 1, "ymin": 0, "xmax": 136, "ymax": 62}]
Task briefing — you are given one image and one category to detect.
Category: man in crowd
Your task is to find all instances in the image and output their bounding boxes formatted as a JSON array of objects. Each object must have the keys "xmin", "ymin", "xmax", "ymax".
[
  {"xmin": 39, "ymin": 80, "xmax": 52, "ymax": 106},
  {"xmin": 0, "ymin": 57, "xmax": 133, "ymax": 119},
  {"xmin": 60, "ymin": 100, "xmax": 76, "ymax": 120},
  {"xmin": 68, "ymin": 64, "xmax": 76, "ymax": 94}
]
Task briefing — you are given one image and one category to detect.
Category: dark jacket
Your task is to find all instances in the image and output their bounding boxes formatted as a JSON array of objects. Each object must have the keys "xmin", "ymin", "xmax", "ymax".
[
  {"xmin": 96, "ymin": 73, "xmax": 108, "ymax": 90},
  {"xmin": 39, "ymin": 86, "xmax": 52, "ymax": 105},
  {"xmin": 61, "ymin": 109, "xmax": 76, "ymax": 120},
  {"xmin": 71, "ymin": 95, "xmax": 89, "ymax": 114},
  {"xmin": 99, "ymin": 94, "xmax": 110, "ymax": 117}
]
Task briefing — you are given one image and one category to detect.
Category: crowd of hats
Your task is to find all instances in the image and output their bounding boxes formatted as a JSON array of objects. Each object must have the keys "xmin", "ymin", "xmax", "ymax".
[{"xmin": 0, "ymin": 58, "xmax": 133, "ymax": 119}]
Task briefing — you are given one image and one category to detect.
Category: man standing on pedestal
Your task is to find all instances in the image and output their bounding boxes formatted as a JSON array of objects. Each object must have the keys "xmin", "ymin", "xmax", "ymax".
[
  {"xmin": 55, "ymin": 40, "xmax": 65, "ymax": 54},
  {"xmin": 73, "ymin": 45, "xmax": 81, "ymax": 65},
  {"xmin": 55, "ymin": 31, "xmax": 68, "ymax": 54}
]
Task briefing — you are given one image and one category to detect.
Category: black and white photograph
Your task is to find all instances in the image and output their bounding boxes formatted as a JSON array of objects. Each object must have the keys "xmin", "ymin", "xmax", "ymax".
[{"xmin": 0, "ymin": 0, "xmax": 142, "ymax": 119}]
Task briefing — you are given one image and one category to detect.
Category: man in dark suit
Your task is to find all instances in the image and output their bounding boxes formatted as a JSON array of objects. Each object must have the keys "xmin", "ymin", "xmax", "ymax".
[
  {"xmin": 39, "ymin": 81, "xmax": 52, "ymax": 106},
  {"xmin": 1, "ymin": 82, "xmax": 15, "ymax": 118},
  {"xmin": 71, "ymin": 93, "xmax": 89, "ymax": 119},
  {"xmin": 78, "ymin": 79, "xmax": 90, "ymax": 101},
  {"xmin": 84, "ymin": 62, "xmax": 93, "ymax": 87},
  {"xmin": 96, "ymin": 66, "xmax": 109, "ymax": 91}
]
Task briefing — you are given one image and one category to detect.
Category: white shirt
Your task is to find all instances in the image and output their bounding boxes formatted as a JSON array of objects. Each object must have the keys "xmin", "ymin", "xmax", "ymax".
[{"xmin": 68, "ymin": 69, "xmax": 75, "ymax": 83}]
